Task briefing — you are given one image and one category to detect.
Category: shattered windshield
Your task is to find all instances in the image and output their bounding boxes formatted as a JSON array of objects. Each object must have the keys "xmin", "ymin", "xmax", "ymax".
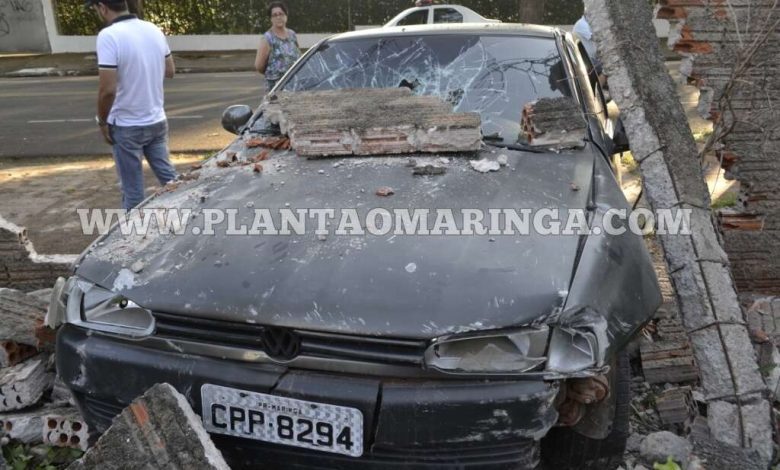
[{"xmin": 282, "ymin": 34, "xmax": 572, "ymax": 145}]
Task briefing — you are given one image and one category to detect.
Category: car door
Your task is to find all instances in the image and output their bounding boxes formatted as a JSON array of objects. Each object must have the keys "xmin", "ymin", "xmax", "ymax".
[{"xmin": 433, "ymin": 7, "xmax": 464, "ymax": 23}]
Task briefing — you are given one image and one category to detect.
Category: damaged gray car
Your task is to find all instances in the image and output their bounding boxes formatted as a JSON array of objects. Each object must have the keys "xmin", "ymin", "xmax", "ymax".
[{"xmin": 53, "ymin": 24, "xmax": 661, "ymax": 469}]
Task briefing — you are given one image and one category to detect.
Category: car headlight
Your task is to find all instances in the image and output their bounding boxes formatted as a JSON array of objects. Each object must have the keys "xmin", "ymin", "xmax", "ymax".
[
  {"xmin": 545, "ymin": 327, "xmax": 599, "ymax": 374},
  {"xmin": 65, "ymin": 278, "xmax": 155, "ymax": 337},
  {"xmin": 424, "ymin": 327, "xmax": 549, "ymax": 375}
]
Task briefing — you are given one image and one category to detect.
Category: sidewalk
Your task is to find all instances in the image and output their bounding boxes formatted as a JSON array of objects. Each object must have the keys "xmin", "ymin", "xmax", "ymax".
[
  {"xmin": 1, "ymin": 40, "xmax": 680, "ymax": 78},
  {"xmin": 0, "ymin": 51, "xmax": 257, "ymax": 77}
]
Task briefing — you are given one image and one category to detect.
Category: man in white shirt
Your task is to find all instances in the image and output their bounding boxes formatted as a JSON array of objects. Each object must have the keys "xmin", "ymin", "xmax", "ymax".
[{"xmin": 87, "ymin": 0, "xmax": 177, "ymax": 210}]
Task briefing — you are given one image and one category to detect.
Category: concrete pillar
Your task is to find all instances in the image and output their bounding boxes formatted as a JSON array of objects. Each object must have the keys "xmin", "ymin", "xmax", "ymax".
[{"xmin": 0, "ymin": 0, "xmax": 51, "ymax": 53}]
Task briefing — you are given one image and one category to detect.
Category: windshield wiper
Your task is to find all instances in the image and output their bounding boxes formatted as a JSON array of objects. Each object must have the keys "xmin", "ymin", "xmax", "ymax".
[{"xmin": 482, "ymin": 135, "xmax": 545, "ymax": 154}]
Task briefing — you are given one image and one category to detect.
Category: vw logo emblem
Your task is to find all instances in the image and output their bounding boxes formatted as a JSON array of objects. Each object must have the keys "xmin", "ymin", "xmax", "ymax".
[{"xmin": 262, "ymin": 327, "xmax": 301, "ymax": 361}]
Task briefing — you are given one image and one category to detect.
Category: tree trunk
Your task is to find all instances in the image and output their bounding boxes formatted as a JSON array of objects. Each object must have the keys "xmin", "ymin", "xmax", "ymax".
[{"xmin": 518, "ymin": 0, "xmax": 545, "ymax": 24}]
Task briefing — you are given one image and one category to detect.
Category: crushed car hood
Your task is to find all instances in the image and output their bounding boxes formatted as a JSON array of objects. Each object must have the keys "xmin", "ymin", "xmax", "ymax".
[{"xmin": 76, "ymin": 148, "xmax": 596, "ymax": 339}]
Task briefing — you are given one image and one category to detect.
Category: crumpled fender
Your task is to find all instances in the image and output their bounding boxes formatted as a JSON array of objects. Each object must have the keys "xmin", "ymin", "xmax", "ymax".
[{"xmin": 560, "ymin": 153, "xmax": 662, "ymax": 364}]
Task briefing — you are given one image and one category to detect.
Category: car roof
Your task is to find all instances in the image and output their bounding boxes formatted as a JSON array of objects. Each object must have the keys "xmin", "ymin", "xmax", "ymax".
[{"xmin": 328, "ymin": 23, "xmax": 560, "ymax": 42}]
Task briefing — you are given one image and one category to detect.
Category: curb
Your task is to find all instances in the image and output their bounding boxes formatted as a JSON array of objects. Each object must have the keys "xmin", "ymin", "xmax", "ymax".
[{"xmin": 3, "ymin": 65, "xmax": 256, "ymax": 78}]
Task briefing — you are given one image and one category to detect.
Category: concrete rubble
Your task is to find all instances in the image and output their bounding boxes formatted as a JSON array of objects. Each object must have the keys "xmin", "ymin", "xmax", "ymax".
[
  {"xmin": 0, "ymin": 289, "xmax": 227, "ymax": 468},
  {"xmin": 655, "ymin": 386, "xmax": 696, "ymax": 427},
  {"xmin": 0, "ymin": 288, "xmax": 50, "ymax": 350},
  {"xmin": 639, "ymin": 431, "xmax": 692, "ymax": 468},
  {"xmin": 639, "ymin": 337, "xmax": 697, "ymax": 384},
  {"xmin": 585, "ymin": 0, "xmax": 773, "ymax": 462},
  {"xmin": 42, "ymin": 408, "xmax": 90, "ymax": 451},
  {"xmin": 0, "ymin": 287, "xmax": 87, "ymax": 461},
  {"xmin": 0, "ymin": 357, "xmax": 52, "ymax": 412},
  {"xmin": 0, "ymin": 405, "xmax": 81, "ymax": 447},
  {"xmin": 68, "ymin": 383, "xmax": 230, "ymax": 470},
  {"xmin": 688, "ymin": 416, "xmax": 766, "ymax": 470},
  {"xmin": 521, "ymin": 97, "xmax": 587, "ymax": 148},
  {"xmin": 262, "ymin": 88, "xmax": 482, "ymax": 157}
]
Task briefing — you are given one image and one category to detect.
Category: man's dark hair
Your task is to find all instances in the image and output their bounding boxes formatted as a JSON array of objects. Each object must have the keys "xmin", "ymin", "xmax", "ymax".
[
  {"xmin": 268, "ymin": 1, "xmax": 288, "ymax": 17},
  {"xmin": 104, "ymin": 0, "xmax": 129, "ymax": 13}
]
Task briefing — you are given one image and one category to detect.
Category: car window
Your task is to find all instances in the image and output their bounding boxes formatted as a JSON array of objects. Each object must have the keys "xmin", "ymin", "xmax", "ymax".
[
  {"xmin": 576, "ymin": 42, "xmax": 607, "ymax": 120},
  {"xmin": 284, "ymin": 35, "xmax": 572, "ymax": 145},
  {"xmin": 396, "ymin": 10, "xmax": 428, "ymax": 26},
  {"xmin": 434, "ymin": 8, "xmax": 464, "ymax": 23}
]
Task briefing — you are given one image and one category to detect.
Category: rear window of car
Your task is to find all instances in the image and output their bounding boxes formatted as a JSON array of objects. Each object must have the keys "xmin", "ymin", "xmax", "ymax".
[
  {"xmin": 283, "ymin": 34, "xmax": 572, "ymax": 145},
  {"xmin": 396, "ymin": 10, "xmax": 428, "ymax": 26},
  {"xmin": 434, "ymin": 8, "xmax": 463, "ymax": 23}
]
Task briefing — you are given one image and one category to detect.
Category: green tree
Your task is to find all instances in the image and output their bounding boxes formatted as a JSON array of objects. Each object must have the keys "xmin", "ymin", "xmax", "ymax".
[{"xmin": 54, "ymin": 0, "xmax": 584, "ymax": 36}]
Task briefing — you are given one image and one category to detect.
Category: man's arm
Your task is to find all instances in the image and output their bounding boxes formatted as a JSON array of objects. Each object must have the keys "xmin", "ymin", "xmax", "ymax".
[
  {"xmin": 165, "ymin": 54, "xmax": 175, "ymax": 79},
  {"xmin": 97, "ymin": 69, "xmax": 117, "ymax": 144}
]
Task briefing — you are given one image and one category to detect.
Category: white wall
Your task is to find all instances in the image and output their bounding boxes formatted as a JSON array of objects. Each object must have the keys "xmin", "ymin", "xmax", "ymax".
[
  {"xmin": 39, "ymin": 0, "xmax": 329, "ymax": 54},
  {"xmin": 1, "ymin": 0, "xmax": 51, "ymax": 52}
]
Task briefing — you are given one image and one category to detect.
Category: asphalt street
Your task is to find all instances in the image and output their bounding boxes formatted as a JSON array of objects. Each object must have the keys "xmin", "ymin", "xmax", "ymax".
[{"xmin": 0, "ymin": 71, "xmax": 265, "ymax": 158}]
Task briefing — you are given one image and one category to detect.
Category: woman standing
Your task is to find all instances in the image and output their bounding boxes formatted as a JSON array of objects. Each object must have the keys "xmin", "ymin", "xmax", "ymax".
[{"xmin": 255, "ymin": 1, "xmax": 301, "ymax": 92}]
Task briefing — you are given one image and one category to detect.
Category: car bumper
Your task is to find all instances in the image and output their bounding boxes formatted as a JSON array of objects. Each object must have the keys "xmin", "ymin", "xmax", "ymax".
[{"xmin": 57, "ymin": 325, "xmax": 559, "ymax": 469}]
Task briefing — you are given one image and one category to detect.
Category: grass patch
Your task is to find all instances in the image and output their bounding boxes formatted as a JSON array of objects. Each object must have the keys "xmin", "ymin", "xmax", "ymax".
[
  {"xmin": 3, "ymin": 443, "xmax": 83, "ymax": 470},
  {"xmin": 712, "ymin": 192, "xmax": 738, "ymax": 209}
]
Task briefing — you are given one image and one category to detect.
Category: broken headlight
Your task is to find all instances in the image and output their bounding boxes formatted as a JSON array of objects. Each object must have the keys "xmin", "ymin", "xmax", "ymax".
[
  {"xmin": 65, "ymin": 279, "xmax": 155, "ymax": 337},
  {"xmin": 545, "ymin": 327, "xmax": 599, "ymax": 374},
  {"xmin": 424, "ymin": 327, "xmax": 549, "ymax": 375}
]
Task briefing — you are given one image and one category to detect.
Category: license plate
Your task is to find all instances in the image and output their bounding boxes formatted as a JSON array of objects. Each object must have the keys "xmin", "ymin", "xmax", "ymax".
[{"xmin": 201, "ymin": 384, "xmax": 364, "ymax": 457}]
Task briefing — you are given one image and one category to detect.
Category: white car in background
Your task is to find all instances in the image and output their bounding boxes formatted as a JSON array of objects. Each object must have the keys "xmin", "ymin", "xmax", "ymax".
[{"xmin": 384, "ymin": 4, "xmax": 500, "ymax": 27}]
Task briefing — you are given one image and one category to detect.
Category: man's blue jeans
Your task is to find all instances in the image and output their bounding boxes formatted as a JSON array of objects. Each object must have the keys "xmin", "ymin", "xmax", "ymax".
[{"xmin": 110, "ymin": 120, "xmax": 178, "ymax": 210}]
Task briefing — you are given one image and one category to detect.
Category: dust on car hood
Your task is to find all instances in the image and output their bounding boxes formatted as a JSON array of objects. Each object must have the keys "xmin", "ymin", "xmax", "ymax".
[{"xmin": 75, "ymin": 147, "xmax": 596, "ymax": 339}]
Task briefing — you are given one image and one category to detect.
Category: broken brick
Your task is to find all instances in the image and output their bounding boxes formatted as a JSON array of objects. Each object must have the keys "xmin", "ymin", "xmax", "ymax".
[
  {"xmin": 0, "ymin": 340, "xmax": 38, "ymax": 368},
  {"xmin": 68, "ymin": 383, "xmax": 230, "ymax": 470},
  {"xmin": 375, "ymin": 187, "xmax": 395, "ymax": 197},
  {"xmin": 656, "ymin": 386, "xmax": 697, "ymax": 426},
  {"xmin": 521, "ymin": 97, "xmax": 587, "ymax": 148},
  {"xmin": 0, "ymin": 356, "xmax": 52, "ymax": 412},
  {"xmin": 640, "ymin": 339, "xmax": 698, "ymax": 384},
  {"xmin": 253, "ymin": 163, "xmax": 264, "ymax": 174},
  {"xmin": 0, "ymin": 405, "xmax": 77, "ymax": 445},
  {"xmin": 249, "ymin": 150, "xmax": 270, "ymax": 163},
  {"xmin": 718, "ymin": 213, "xmax": 765, "ymax": 231},
  {"xmin": 261, "ymin": 88, "xmax": 481, "ymax": 157},
  {"xmin": 0, "ymin": 288, "xmax": 47, "ymax": 348},
  {"xmin": 43, "ymin": 409, "xmax": 90, "ymax": 451}
]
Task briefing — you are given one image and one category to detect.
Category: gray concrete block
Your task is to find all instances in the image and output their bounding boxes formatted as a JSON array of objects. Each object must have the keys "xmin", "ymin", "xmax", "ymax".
[
  {"xmin": 0, "ymin": 288, "xmax": 47, "ymax": 348},
  {"xmin": 0, "ymin": 356, "xmax": 53, "ymax": 412},
  {"xmin": 0, "ymin": 405, "xmax": 78, "ymax": 445},
  {"xmin": 42, "ymin": 408, "xmax": 89, "ymax": 451},
  {"xmin": 68, "ymin": 383, "xmax": 230, "ymax": 470},
  {"xmin": 688, "ymin": 327, "xmax": 735, "ymax": 400},
  {"xmin": 669, "ymin": 265, "xmax": 716, "ymax": 331},
  {"xmin": 719, "ymin": 324, "xmax": 766, "ymax": 396}
]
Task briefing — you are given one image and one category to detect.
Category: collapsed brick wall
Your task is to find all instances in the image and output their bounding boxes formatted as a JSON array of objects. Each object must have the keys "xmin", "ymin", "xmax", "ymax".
[
  {"xmin": 0, "ymin": 218, "xmax": 73, "ymax": 292},
  {"xmin": 658, "ymin": 0, "xmax": 780, "ymax": 293}
]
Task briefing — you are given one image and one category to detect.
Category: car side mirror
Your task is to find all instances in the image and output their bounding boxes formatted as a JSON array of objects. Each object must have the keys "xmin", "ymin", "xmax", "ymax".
[
  {"xmin": 612, "ymin": 118, "xmax": 630, "ymax": 154},
  {"xmin": 221, "ymin": 105, "xmax": 253, "ymax": 135}
]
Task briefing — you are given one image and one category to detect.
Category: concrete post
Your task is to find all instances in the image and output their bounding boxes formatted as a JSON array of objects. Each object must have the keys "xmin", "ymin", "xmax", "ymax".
[{"xmin": 584, "ymin": 0, "xmax": 773, "ymax": 463}]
